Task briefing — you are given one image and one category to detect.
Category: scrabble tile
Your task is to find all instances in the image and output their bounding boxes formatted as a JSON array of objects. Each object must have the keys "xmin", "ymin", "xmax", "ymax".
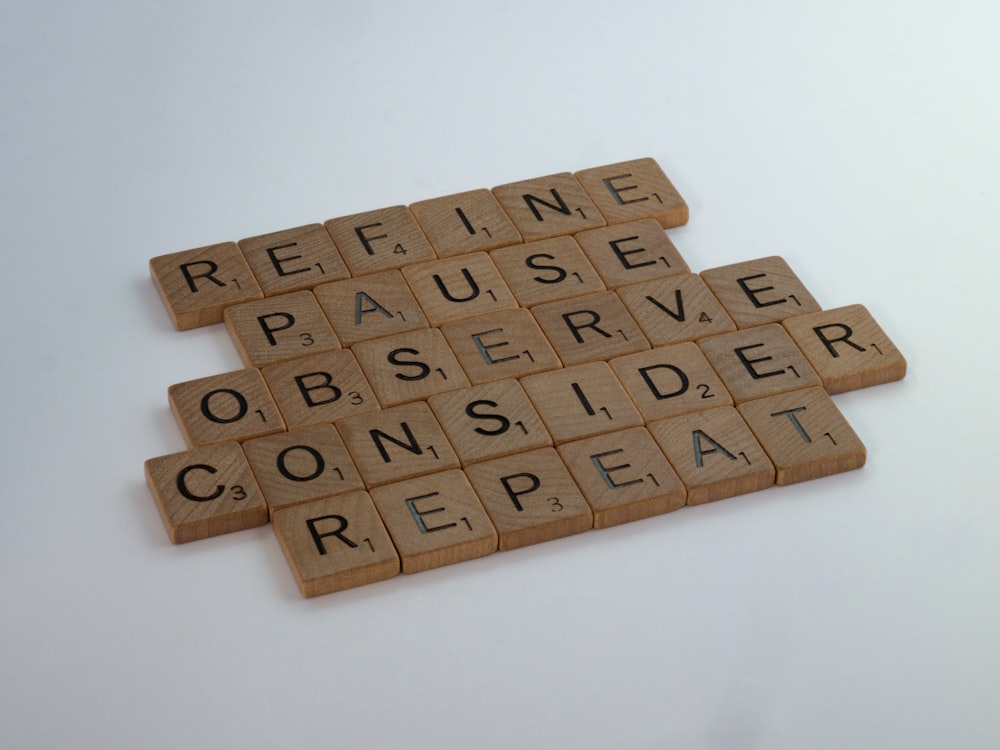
[
  {"xmin": 609, "ymin": 342, "xmax": 734, "ymax": 422},
  {"xmin": 369, "ymin": 470, "xmax": 498, "ymax": 573},
  {"xmin": 700, "ymin": 256, "xmax": 822, "ymax": 328},
  {"xmin": 464, "ymin": 448, "xmax": 593, "ymax": 550},
  {"xmin": 313, "ymin": 269, "xmax": 429, "ymax": 346},
  {"xmin": 144, "ymin": 442, "xmax": 268, "ymax": 544},
  {"xmin": 520, "ymin": 362, "xmax": 644, "ymax": 443},
  {"xmin": 698, "ymin": 324, "xmax": 822, "ymax": 403},
  {"xmin": 260, "ymin": 349, "xmax": 380, "ymax": 429},
  {"xmin": 224, "ymin": 290, "xmax": 340, "ymax": 368},
  {"xmin": 573, "ymin": 219, "xmax": 689, "ymax": 289},
  {"xmin": 648, "ymin": 406, "xmax": 775, "ymax": 506},
  {"xmin": 616, "ymin": 273, "xmax": 737, "ymax": 346},
  {"xmin": 440, "ymin": 309, "xmax": 562, "ymax": 384},
  {"xmin": 337, "ymin": 401, "xmax": 461, "ymax": 487},
  {"xmin": 271, "ymin": 491, "xmax": 400, "ymax": 597},
  {"xmin": 531, "ymin": 290, "xmax": 649, "ymax": 365},
  {"xmin": 781, "ymin": 304, "xmax": 907, "ymax": 394},
  {"xmin": 574, "ymin": 158, "xmax": 689, "ymax": 228},
  {"xmin": 324, "ymin": 205, "xmax": 436, "ymax": 275},
  {"xmin": 490, "ymin": 235, "xmax": 606, "ymax": 307},
  {"xmin": 492, "ymin": 172, "xmax": 605, "ymax": 241},
  {"xmin": 150, "ymin": 241, "xmax": 263, "ymax": 330},
  {"xmin": 427, "ymin": 379, "xmax": 552, "ymax": 465},
  {"xmin": 242, "ymin": 424, "xmax": 366, "ymax": 514},
  {"xmin": 401, "ymin": 252, "xmax": 518, "ymax": 325},
  {"xmin": 409, "ymin": 188, "xmax": 522, "ymax": 256},
  {"xmin": 738, "ymin": 387, "xmax": 866, "ymax": 485},
  {"xmin": 238, "ymin": 223, "xmax": 349, "ymax": 296},
  {"xmin": 168, "ymin": 368, "xmax": 285, "ymax": 447},
  {"xmin": 557, "ymin": 427, "xmax": 686, "ymax": 529},
  {"xmin": 351, "ymin": 327, "xmax": 470, "ymax": 407}
]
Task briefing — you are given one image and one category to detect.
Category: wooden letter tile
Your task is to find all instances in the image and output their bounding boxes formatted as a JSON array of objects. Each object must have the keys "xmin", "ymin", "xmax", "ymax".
[
  {"xmin": 271, "ymin": 491, "xmax": 400, "ymax": 598},
  {"xmin": 242, "ymin": 424, "xmax": 366, "ymax": 515},
  {"xmin": 520, "ymin": 362, "xmax": 643, "ymax": 443},
  {"xmin": 144, "ymin": 442, "xmax": 268, "ymax": 544},
  {"xmin": 351, "ymin": 327, "xmax": 470, "ymax": 407},
  {"xmin": 738, "ymin": 387, "xmax": 866, "ymax": 485},
  {"xmin": 369, "ymin": 470, "xmax": 498, "ymax": 573},
  {"xmin": 648, "ymin": 406, "xmax": 775, "ymax": 506},
  {"xmin": 781, "ymin": 304, "xmax": 907, "ymax": 394},
  {"xmin": 427, "ymin": 379, "xmax": 552, "ymax": 465},
  {"xmin": 490, "ymin": 235, "xmax": 606, "ymax": 307},
  {"xmin": 698, "ymin": 324, "xmax": 822, "ymax": 403},
  {"xmin": 313, "ymin": 269, "xmax": 429, "ymax": 346},
  {"xmin": 168, "ymin": 368, "xmax": 285, "ymax": 447},
  {"xmin": 574, "ymin": 219, "xmax": 690, "ymax": 289},
  {"xmin": 440, "ymin": 309, "xmax": 562, "ymax": 384},
  {"xmin": 700, "ymin": 256, "xmax": 821, "ymax": 328},
  {"xmin": 224, "ymin": 290, "xmax": 340, "ymax": 368},
  {"xmin": 337, "ymin": 401, "xmax": 460, "ymax": 487},
  {"xmin": 492, "ymin": 172, "xmax": 605, "ymax": 241},
  {"xmin": 238, "ymin": 223, "xmax": 349, "ymax": 296},
  {"xmin": 401, "ymin": 252, "xmax": 518, "ymax": 325},
  {"xmin": 324, "ymin": 205, "xmax": 436, "ymax": 276},
  {"xmin": 616, "ymin": 273, "xmax": 737, "ymax": 346},
  {"xmin": 409, "ymin": 188, "xmax": 521, "ymax": 256},
  {"xmin": 150, "ymin": 241, "xmax": 263, "ymax": 330},
  {"xmin": 531, "ymin": 290, "xmax": 649, "ymax": 365},
  {"xmin": 574, "ymin": 158, "xmax": 689, "ymax": 228},
  {"xmin": 557, "ymin": 427, "xmax": 686, "ymax": 529},
  {"xmin": 260, "ymin": 349, "xmax": 380, "ymax": 429},
  {"xmin": 465, "ymin": 448, "xmax": 593, "ymax": 550},
  {"xmin": 609, "ymin": 342, "xmax": 734, "ymax": 422}
]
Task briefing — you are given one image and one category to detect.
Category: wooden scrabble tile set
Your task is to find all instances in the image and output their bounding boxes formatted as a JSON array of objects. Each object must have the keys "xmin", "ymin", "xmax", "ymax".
[{"xmin": 145, "ymin": 158, "xmax": 907, "ymax": 598}]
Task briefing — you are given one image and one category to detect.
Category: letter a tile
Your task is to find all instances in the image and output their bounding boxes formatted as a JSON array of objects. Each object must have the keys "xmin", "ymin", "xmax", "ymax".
[
  {"xmin": 738, "ymin": 387, "xmax": 866, "ymax": 485},
  {"xmin": 271, "ymin": 491, "xmax": 400, "ymax": 597}
]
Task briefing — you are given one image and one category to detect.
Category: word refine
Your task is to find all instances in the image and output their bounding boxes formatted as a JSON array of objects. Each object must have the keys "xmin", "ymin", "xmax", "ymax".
[{"xmin": 144, "ymin": 158, "xmax": 907, "ymax": 598}]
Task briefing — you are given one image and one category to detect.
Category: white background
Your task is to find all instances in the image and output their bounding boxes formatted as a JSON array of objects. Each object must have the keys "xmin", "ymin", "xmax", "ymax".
[{"xmin": 2, "ymin": 2, "xmax": 998, "ymax": 748}]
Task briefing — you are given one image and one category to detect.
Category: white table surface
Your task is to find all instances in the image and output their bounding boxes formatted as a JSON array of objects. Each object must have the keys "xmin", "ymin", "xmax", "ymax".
[{"xmin": 3, "ymin": 2, "xmax": 998, "ymax": 748}]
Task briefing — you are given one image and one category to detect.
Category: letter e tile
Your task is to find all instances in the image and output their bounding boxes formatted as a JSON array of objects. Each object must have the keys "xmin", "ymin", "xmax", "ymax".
[
  {"xmin": 238, "ymin": 224, "xmax": 349, "ymax": 296},
  {"xmin": 574, "ymin": 219, "xmax": 689, "ymax": 289},
  {"xmin": 574, "ymin": 158, "xmax": 689, "ymax": 228},
  {"xmin": 700, "ymin": 256, "xmax": 821, "ymax": 328},
  {"xmin": 369, "ymin": 470, "xmax": 498, "ymax": 573},
  {"xmin": 738, "ymin": 387, "xmax": 866, "ymax": 485},
  {"xmin": 144, "ymin": 442, "xmax": 268, "ymax": 544},
  {"xmin": 271, "ymin": 491, "xmax": 400, "ymax": 597},
  {"xmin": 781, "ymin": 304, "xmax": 907, "ymax": 394},
  {"xmin": 557, "ymin": 427, "xmax": 686, "ymax": 528}
]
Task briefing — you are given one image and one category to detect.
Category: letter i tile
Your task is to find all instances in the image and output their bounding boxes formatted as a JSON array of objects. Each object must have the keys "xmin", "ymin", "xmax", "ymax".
[
  {"xmin": 369, "ymin": 470, "xmax": 498, "ymax": 573},
  {"xmin": 737, "ymin": 387, "xmax": 866, "ymax": 485},
  {"xmin": 271, "ymin": 491, "xmax": 400, "ymax": 597}
]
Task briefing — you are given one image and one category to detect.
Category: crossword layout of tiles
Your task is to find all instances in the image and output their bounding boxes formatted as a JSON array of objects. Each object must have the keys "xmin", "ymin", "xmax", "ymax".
[{"xmin": 145, "ymin": 157, "xmax": 907, "ymax": 598}]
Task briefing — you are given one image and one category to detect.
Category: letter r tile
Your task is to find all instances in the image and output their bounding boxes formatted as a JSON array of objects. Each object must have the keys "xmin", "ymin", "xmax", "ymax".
[
  {"xmin": 150, "ymin": 242, "xmax": 263, "ymax": 330},
  {"xmin": 144, "ymin": 442, "xmax": 269, "ymax": 544},
  {"xmin": 369, "ymin": 470, "xmax": 498, "ymax": 573},
  {"xmin": 781, "ymin": 304, "xmax": 907, "ymax": 394},
  {"xmin": 271, "ymin": 491, "xmax": 400, "ymax": 597}
]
